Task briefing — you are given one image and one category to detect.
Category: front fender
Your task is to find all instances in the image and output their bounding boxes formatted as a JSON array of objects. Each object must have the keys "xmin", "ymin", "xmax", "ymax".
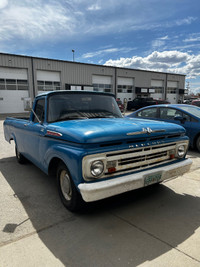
[{"xmin": 44, "ymin": 144, "xmax": 86, "ymax": 187}]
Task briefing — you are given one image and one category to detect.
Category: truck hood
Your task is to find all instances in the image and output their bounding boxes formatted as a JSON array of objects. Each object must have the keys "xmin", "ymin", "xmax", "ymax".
[{"xmin": 47, "ymin": 118, "xmax": 185, "ymax": 144}]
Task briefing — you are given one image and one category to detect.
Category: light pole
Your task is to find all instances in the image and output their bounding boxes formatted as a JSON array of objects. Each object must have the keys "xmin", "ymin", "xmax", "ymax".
[{"xmin": 72, "ymin": 49, "xmax": 75, "ymax": 62}]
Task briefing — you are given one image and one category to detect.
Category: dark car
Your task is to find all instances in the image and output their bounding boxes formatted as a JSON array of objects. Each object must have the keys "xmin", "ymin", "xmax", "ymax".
[
  {"xmin": 127, "ymin": 104, "xmax": 200, "ymax": 152},
  {"xmin": 127, "ymin": 97, "xmax": 170, "ymax": 111}
]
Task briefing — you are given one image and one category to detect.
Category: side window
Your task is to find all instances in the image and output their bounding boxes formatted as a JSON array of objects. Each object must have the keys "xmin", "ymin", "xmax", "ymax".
[
  {"xmin": 137, "ymin": 108, "xmax": 157, "ymax": 118},
  {"xmin": 182, "ymin": 113, "xmax": 190, "ymax": 122},
  {"xmin": 33, "ymin": 98, "xmax": 45, "ymax": 123},
  {"xmin": 160, "ymin": 108, "xmax": 182, "ymax": 120}
]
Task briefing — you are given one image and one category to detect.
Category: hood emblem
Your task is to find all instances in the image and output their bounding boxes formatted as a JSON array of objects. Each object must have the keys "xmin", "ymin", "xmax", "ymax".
[
  {"xmin": 126, "ymin": 128, "xmax": 166, "ymax": 136},
  {"xmin": 144, "ymin": 127, "xmax": 153, "ymax": 135}
]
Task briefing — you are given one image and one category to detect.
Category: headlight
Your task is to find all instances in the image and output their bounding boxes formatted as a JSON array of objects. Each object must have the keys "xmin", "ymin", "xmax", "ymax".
[
  {"xmin": 90, "ymin": 160, "xmax": 104, "ymax": 177},
  {"xmin": 177, "ymin": 145, "xmax": 186, "ymax": 158}
]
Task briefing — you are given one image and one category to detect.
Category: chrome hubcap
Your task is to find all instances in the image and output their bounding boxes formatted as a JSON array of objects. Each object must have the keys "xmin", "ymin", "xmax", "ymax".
[{"xmin": 60, "ymin": 170, "xmax": 72, "ymax": 201}]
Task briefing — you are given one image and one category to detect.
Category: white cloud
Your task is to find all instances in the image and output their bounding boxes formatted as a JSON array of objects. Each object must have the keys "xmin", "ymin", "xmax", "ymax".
[
  {"xmin": 82, "ymin": 47, "xmax": 135, "ymax": 59},
  {"xmin": 87, "ymin": 4, "xmax": 101, "ymax": 11},
  {"xmin": 160, "ymin": 36, "xmax": 169, "ymax": 40},
  {"xmin": 0, "ymin": 1, "xmax": 197, "ymax": 46},
  {"xmin": 184, "ymin": 33, "xmax": 200, "ymax": 42},
  {"xmin": 104, "ymin": 50, "xmax": 200, "ymax": 80},
  {"xmin": 0, "ymin": 0, "xmax": 82, "ymax": 43},
  {"xmin": 152, "ymin": 39, "xmax": 166, "ymax": 49},
  {"xmin": 175, "ymin": 16, "xmax": 197, "ymax": 26},
  {"xmin": 0, "ymin": 0, "xmax": 8, "ymax": 9}
]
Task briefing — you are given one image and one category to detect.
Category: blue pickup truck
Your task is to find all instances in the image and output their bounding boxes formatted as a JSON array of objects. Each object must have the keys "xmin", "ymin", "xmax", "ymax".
[{"xmin": 4, "ymin": 91, "xmax": 192, "ymax": 211}]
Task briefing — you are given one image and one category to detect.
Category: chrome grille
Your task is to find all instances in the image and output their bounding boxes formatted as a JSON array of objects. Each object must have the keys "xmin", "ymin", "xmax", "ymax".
[
  {"xmin": 82, "ymin": 140, "xmax": 189, "ymax": 181},
  {"xmin": 105, "ymin": 142, "xmax": 176, "ymax": 176},
  {"xmin": 118, "ymin": 151, "xmax": 168, "ymax": 166}
]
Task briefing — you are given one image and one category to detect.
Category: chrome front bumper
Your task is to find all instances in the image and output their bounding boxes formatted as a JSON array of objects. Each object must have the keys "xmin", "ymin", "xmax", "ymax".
[{"xmin": 78, "ymin": 158, "xmax": 192, "ymax": 202}]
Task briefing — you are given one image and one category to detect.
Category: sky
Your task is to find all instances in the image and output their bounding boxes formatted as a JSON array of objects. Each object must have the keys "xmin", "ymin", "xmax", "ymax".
[{"xmin": 0, "ymin": 0, "xmax": 200, "ymax": 93}]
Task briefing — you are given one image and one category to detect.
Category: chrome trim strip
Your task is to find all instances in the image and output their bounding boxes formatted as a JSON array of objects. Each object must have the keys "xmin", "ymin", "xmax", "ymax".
[{"xmin": 126, "ymin": 128, "xmax": 166, "ymax": 136}]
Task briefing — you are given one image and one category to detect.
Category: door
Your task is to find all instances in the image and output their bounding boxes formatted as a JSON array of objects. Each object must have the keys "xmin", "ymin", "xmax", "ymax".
[
  {"xmin": 158, "ymin": 107, "xmax": 195, "ymax": 142},
  {"xmin": 22, "ymin": 98, "xmax": 46, "ymax": 166}
]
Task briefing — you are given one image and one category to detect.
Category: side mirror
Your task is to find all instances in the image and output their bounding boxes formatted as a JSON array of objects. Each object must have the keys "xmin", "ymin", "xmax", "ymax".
[{"xmin": 174, "ymin": 116, "xmax": 186, "ymax": 124}]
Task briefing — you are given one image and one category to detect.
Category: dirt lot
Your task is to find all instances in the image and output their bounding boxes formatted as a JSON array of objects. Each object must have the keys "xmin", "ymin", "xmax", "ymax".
[{"xmin": 0, "ymin": 119, "xmax": 200, "ymax": 267}]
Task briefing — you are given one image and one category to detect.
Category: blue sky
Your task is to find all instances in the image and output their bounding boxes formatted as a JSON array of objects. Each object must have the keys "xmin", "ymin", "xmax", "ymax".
[{"xmin": 0, "ymin": 0, "xmax": 200, "ymax": 93}]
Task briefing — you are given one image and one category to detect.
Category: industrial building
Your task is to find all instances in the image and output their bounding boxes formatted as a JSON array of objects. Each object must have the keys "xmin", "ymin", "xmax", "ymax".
[{"xmin": 0, "ymin": 52, "xmax": 186, "ymax": 114}]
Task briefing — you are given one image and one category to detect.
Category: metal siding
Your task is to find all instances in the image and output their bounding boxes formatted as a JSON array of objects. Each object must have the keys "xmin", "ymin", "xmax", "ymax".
[{"xmin": 0, "ymin": 53, "xmax": 186, "ymax": 113}]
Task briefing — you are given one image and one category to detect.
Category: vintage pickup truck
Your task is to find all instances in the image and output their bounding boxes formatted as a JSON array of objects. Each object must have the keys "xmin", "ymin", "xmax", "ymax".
[{"xmin": 4, "ymin": 91, "xmax": 192, "ymax": 211}]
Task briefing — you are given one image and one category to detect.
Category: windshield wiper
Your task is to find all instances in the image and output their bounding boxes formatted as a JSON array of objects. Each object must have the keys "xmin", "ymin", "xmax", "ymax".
[
  {"xmin": 55, "ymin": 116, "xmax": 88, "ymax": 122},
  {"xmin": 90, "ymin": 115, "xmax": 116, "ymax": 118}
]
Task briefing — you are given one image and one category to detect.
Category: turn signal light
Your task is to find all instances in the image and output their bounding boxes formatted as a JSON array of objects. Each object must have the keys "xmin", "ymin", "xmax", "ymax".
[{"xmin": 108, "ymin": 167, "xmax": 116, "ymax": 173}]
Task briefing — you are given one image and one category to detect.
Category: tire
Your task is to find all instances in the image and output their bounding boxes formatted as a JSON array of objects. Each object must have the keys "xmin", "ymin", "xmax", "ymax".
[
  {"xmin": 196, "ymin": 135, "xmax": 200, "ymax": 152},
  {"xmin": 57, "ymin": 163, "xmax": 84, "ymax": 212},
  {"xmin": 15, "ymin": 146, "xmax": 27, "ymax": 164}
]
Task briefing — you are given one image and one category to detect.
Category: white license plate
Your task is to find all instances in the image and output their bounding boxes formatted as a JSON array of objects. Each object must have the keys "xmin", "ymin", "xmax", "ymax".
[{"xmin": 144, "ymin": 173, "xmax": 162, "ymax": 186}]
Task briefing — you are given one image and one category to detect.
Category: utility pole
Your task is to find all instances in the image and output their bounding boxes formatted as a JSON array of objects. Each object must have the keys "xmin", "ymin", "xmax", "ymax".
[{"xmin": 72, "ymin": 49, "xmax": 75, "ymax": 62}]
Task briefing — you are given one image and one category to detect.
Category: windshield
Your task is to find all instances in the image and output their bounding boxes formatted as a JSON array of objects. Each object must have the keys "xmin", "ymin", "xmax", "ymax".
[
  {"xmin": 48, "ymin": 93, "xmax": 122, "ymax": 122},
  {"xmin": 180, "ymin": 105, "xmax": 200, "ymax": 119}
]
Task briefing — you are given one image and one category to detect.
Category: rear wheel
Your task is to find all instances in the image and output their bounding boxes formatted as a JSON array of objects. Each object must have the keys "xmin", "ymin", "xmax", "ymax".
[
  {"xmin": 196, "ymin": 135, "xmax": 200, "ymax": 152},
  {"xmin": 15, "ymin": 146, "xmax": 27, "ymax": 164},
  {"xmin": 57, "ymin": 163, "xmax": 84, "ymax": 212}
]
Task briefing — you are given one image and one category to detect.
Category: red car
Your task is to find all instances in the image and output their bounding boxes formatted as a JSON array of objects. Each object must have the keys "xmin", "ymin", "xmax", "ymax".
[{"xmin": 191, "ymin": 99, "xmax": 200, "ymax": 107}]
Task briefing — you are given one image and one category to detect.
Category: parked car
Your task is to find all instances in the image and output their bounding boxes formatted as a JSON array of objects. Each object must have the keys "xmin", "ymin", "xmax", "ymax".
[
  {"xmin": 191, "ymin": 99, "xmax": 200, "ymax": 107},
  {"xmin": 127, "ymin": 97, "xmax": 170, "ymax": 111},
  {"xmin": 127, "ymin": 104, "xmax": 200, "ymax": 152},
  {"xmin": 183, "ymin": 99, "xmax": 190, "ymax": 104}
]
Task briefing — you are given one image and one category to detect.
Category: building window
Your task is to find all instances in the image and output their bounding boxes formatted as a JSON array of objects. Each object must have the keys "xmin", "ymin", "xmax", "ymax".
[
  {"xmin": 37, "ymin": 80, "xmax": 61, "ymax": 91},
  {"xmin": 150, "ymin": 87, "xmax": 163, "ymax": 94},
  {"xmin": 117, "ymin": 85, "xmax": 134, "ymax": 93},
  {"xmin": 167, "ymin": 87, "xmax": 177, "ymax": 94},
  {"xmin": 0, "ymin": 78, "xmax": 29, "ymax": 90},
  {"xmin": 92, "ymin": 83, "xmax": 112, "ymax": 92}
]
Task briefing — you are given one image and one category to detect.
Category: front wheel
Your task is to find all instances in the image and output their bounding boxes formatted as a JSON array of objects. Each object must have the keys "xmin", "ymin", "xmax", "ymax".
[
  {"xmin": 57, "ymin": 163, "xmax": 84, "ymax": 212},
  {"xmin": 15, "ymin": 146, "xmax": 27, "ymax": 164},
  {"xmin": 196, "ymin": 135, "xmax": 200, "ymax": 152}
]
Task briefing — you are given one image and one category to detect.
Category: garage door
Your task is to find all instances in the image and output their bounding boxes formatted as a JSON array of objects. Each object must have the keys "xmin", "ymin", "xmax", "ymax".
[
  {"xmin": 0, "ymin": 67, "xmax": 29, "ymax": 114},
  {"xmin": 167, "ymin": 81, "xmax": 178, "ymax": 104},
  {"xmin": 117, "ymin": 77, "xmax": 134, "ymax": 101},
  {"xmin": 92, "ymin": 75, "xmax": 112, "ymax": 93},
  {"xmin": 150, "ymin": 80, "xmax": 163, "ymax": 100},
  {"xmin": 36, "ymin": 70, "xmax": 61, "ymax": 95}
]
